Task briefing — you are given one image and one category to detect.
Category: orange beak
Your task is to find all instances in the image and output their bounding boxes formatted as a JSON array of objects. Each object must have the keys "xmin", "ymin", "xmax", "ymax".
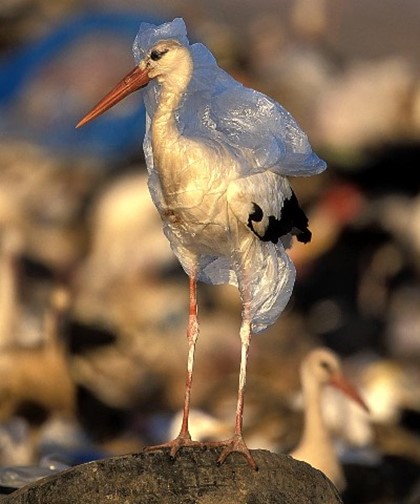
[
  {"xmin": 76, "ymin": 64, "xmax": 150, "ymax": 128},
  {"xmin": 329, "ymin": 373, "xmax": 370, "ymax": 413}
]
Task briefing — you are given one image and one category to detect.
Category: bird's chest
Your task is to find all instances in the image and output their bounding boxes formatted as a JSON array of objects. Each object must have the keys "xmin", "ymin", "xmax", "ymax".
[{"xmin": 153, "ymin": 141, "xmax": 233, "ymax": 253}]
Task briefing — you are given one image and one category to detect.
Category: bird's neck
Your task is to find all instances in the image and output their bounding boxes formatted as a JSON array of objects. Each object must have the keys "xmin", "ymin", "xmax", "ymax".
[
  {"xmin": 0, "ymin": 239, "xmax": 19, "ymax": 346},
  {"xmin": 152, "ymin": 59, "xmax": 193, "ymax": 141},
  {"xmin": 152, "ymin": 87, "xmax": 183, "ymax": 137},
  {"xmin": 299, "ymin": 378, "xmax": 331, "ymax": 448},
  {"xmin": 150, "ymin": 67, "xmax": 193, "ymax": 197},
  {"xmin": 294, "ymin": 377, "xmax": 346, "ymax": 492}
]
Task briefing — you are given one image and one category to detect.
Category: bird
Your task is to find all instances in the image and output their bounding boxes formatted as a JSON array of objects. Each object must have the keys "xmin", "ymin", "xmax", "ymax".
[
  {"xmin": 290, "ymin": 348, "xmax": 369, "ymax": 492},
  {"xmin": 0, "ymin": 227, "xmax": 22, "ymax": 348},
  {"xmin": 77, "ymin": 18, "xmax": 326, "ymax": 470}
]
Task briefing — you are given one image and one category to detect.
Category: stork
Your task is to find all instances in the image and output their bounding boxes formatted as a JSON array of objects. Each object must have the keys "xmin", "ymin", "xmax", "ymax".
[
  {"xmin": 290, "ymin": 348, "xmax": 369, "ymax": 491},
  {"xmin": 77, "ymin": 18, "xmax": 326, "ymax": 470}
]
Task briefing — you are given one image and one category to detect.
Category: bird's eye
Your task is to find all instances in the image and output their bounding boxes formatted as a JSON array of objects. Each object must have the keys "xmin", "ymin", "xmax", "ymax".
[
  {"xmin": 150, "ymin": 49, "xmax": 168, "ymax": 61},
  {"xmin": 150, "ymin": 50, "xmax": 161, "ymax": 61},
  {"xmin": 320, "ymin": 360, "xmax": 332, "ymax": 372}
]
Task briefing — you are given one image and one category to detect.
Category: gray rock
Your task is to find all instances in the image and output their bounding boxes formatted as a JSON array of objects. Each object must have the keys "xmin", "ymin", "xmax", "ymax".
[{"xmin": 3, "ymin": 447, "xmax": 342, "ymax": 504}]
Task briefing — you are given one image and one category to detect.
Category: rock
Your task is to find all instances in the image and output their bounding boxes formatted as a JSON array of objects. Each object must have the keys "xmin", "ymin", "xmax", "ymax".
[{"xmin": 3, "ymin": 447, "xmax": 342, "ymax": 504}]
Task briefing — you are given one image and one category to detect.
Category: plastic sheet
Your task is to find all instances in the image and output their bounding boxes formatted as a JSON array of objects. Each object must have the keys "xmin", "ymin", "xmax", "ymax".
[{"xmin": 133, "ymin": 18, "xmax": 326, "ymax": 332}]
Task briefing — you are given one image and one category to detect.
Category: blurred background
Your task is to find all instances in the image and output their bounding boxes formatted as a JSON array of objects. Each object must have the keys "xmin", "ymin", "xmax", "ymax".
[{"xmin": 0, "ymin": 1, "xmax": 419, "ymax": 502}]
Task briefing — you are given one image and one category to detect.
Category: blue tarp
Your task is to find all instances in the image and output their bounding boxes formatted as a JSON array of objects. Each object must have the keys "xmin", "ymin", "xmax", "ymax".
[{"xmin": 0, "ymin": 11, "xmax": 161, "ymax": 162}]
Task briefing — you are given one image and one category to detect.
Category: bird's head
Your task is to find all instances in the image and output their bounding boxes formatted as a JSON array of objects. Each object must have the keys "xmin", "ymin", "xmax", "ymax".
[
  {"xmin": 145, "ymin": 40, "xmax": 192, "ymax": 82},
  {"xmin": 76, "ymin": 39, "xmax": 191, "ymax": 128},
  {"xmin": 301, "ymin": 348, "xmax": 369, "ymax": 413}
]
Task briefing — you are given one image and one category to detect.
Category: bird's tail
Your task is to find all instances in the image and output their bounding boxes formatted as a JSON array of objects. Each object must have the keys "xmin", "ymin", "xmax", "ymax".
[
  {"xmin": 241, "ymin": 239, "xmax": 296, "ymax": 333},
  {"xmin": 186, "ymin": 233, "xmax": 295, "ymax": 334},
  {"xmin": 210, "ymin": 220, "xmax": 295, "ymax": 334}
]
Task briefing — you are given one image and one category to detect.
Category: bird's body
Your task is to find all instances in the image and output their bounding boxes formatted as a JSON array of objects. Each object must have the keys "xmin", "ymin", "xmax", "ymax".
[
  {"xmin": 290, "ymin": 348, "xmax": 369, "ymax": 492},
  {"xmin": 77, "ymin": 18, "xmax": 326, "ymax": 468},
  {"xmin": 137, "ymin": 28, "xmax": 326, "ymax": 333}
]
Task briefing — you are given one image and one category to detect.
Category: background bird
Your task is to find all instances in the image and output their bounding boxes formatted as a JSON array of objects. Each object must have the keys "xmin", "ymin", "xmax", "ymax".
[
  {"xmin": 77, "ymin": 18, "xmax": 326, "ymax": 469},
  {"xmin": 290, "ymin": 348, "xmax": 369, "ymax": 492}
]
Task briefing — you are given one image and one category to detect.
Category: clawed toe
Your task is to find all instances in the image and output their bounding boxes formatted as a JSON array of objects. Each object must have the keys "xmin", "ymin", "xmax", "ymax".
[
  {"xmin": 144, "ymin": 434, "xmax": 205, "ymax": 459},
  {"xmin": 207, "ymin": 435, "xmax": 258, "ymax": 470},
  {"xmin": 145, "ymin": 433, "xmax": 257, "ymax": 470}
]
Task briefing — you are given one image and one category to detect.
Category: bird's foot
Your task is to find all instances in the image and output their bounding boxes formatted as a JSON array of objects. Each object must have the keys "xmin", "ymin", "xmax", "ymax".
[
  {"xmin": 144, "ymin": 433, "xmax": 205, "ymax": 460},
  {"xmin": 206, "ymin": 434, "xmax": 258, "ymax": 470}
]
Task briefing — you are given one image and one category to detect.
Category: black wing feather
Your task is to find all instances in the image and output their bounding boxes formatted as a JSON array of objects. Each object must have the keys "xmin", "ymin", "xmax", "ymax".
[{"xmin": 247, "ymin": 191, "xmax": 311, "ymax": 244}]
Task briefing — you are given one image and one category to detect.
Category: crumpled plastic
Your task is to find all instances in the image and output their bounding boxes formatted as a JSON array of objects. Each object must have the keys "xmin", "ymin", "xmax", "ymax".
[
  {"xmin": 132, "ymin": 18, "xmax": 326, "ymax": 333},
  {"xmin": 134, "ymin": 18, "xmax": 326, "ymax": 177}
]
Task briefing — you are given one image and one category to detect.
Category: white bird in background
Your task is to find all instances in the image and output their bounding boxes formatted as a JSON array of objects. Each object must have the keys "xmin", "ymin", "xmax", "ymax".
[
  {"xmin": 290, "ymin": 348, "xmax": 369, "ymax": 491},
  {"xmin": 77, "ymin": 18, "xmax": 326, "ymax": 469}
]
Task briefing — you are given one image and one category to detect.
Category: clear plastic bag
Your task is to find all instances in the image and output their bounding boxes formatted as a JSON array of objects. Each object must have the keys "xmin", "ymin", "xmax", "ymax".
[{"xmin": 133, "ymin": 18, "xmax": 326, "ymax": 332}]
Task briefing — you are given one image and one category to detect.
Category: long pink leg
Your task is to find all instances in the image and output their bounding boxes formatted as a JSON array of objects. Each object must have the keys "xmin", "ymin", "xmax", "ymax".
[
  {"xmin": 144, "ymin": 270, "xmax": 201, "ymax": 456},
  {"xmin": 175, "ymin": 271, "xmax": 199, "ymax": 443},
  {"xmin": 207, "ymin": 284, "xmax": 257, "ymax": 470}
]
